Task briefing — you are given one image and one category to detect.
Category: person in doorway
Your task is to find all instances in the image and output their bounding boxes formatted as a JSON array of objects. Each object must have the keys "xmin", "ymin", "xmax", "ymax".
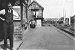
[{"xmin": 30, "ymin": 20, "xmax": 36, "ymax": 28}]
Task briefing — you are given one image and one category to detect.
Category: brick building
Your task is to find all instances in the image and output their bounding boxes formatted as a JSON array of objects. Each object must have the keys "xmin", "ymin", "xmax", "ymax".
[
  {"xmin": 13, "ymin": 0, "xmax": 44, "ymax": 40},
  {"xmin": 28, "ymin": 1, "xmax": 44, "ymax": 27}
]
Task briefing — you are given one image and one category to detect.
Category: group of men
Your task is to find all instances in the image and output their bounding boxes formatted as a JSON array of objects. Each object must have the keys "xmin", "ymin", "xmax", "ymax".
[{"xmin": 0, "ymin": 0, "xmax": 14, "ymax": 50}]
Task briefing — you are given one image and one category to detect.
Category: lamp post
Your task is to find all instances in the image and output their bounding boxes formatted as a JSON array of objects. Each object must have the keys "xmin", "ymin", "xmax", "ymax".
[
  {"xmin": 21, "ymin": 0, "xmax": 29, "ymax": 25},
  {"xmin": 20, "ymin": 0, "xmax": 29, "ymax": 26},
  {"xmin": 20, "ymin": 0, "xmax": 29, "ymax": 29}
]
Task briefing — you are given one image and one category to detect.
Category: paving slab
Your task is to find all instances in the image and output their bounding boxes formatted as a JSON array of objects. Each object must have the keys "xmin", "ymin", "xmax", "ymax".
[{"xmin": 18, "ymin": 27, "xmax": 74, "ymax": 50}]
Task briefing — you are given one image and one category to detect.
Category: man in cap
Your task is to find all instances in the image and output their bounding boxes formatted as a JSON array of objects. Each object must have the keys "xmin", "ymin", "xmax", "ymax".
[{"xmin": 0, "ymin": 2, "xmax": 14, "ymax": 50}]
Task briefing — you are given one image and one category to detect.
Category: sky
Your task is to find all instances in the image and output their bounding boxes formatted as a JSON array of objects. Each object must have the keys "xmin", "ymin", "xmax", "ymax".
[
  {"xmin": 31, "ymin": 0, "xmax": 74, "ymax": 18},
  {"xmin": 74, "ymin": 0, "xmax": 75, "ymax": 14}
]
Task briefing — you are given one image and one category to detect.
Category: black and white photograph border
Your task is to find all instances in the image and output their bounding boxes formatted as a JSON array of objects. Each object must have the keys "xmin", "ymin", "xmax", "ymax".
[{"xmin": 0, "ymin": 0, "xmax": 75, "ymax": 50}]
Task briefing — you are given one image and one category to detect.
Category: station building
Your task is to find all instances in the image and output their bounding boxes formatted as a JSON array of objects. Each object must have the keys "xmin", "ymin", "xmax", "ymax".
[{"xmin": 13, "ymin": 0, "xmax": 44, "ymax": 40}]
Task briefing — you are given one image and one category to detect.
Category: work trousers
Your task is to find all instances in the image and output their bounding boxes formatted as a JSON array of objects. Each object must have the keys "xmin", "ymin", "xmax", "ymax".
[{"xmin": 3, "ymin": 21, "xmax": 14, "ymax": 49}]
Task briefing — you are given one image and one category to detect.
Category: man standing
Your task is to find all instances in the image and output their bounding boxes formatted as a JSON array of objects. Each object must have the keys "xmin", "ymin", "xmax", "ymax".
[
  {"xmin": 4, "ymin": 3, "xmax": 14, "ymax": 50},
  {"xmin": 0, "ymin": 2, "xmax": 14, "ymax": 50}
]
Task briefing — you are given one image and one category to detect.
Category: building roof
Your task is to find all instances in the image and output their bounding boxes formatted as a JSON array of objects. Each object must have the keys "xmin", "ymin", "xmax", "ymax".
[
  {"xmin": 72, "ymin": 15, "xmax": 75, "ymax": 18},
  {"xmin": 28, "ymin": 1, "xmax": 44, "ymax": 10}
]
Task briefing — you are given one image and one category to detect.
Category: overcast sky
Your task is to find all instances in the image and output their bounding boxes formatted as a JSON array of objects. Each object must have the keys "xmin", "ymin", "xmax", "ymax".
[
  {"xmin": 31, "ymin": 0, "xmax": 74, "ymax": 18},
  {"xmin": 74, "ymin": 0, "xmax": 75, "ymax": 15}
]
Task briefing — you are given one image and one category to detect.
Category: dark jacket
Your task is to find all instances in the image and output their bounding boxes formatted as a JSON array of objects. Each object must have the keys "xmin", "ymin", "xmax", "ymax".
[
  {"xmin": 0, "ymin": 0, "xmax": 8, "ymax": 41},
  {"xmin": 0, "ymin": 15, "xmax": 4, "ymax": 41}
]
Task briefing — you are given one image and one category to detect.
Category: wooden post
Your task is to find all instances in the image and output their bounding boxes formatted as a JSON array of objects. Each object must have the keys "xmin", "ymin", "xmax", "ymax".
[{"xmin": 20, "ymin": 0, "xmax": 23, "ymax": 24}]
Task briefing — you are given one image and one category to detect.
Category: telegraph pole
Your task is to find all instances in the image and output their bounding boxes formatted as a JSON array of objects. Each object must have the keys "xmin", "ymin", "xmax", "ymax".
[
  {"xmin": 63, "ymin": 8, "xmax": 66, "ymax": 24},
  {"xmin": 69, "ymin": 16, "xmax": 71, "ymax": 25}
]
